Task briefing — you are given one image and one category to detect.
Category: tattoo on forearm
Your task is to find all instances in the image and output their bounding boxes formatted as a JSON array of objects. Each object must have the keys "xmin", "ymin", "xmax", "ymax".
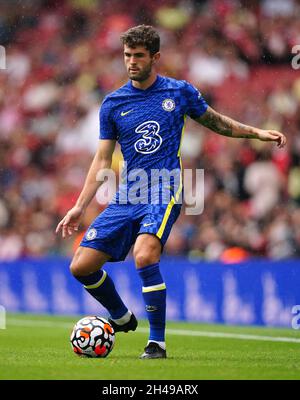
[{"xmin": 196, "ymin": 107, "xmax": 257, "ymax": 138}]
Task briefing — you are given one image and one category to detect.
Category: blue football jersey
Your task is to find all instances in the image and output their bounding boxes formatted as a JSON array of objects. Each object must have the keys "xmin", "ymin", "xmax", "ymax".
[{"xmin": 99, "ymin": 75, "xmax": 208, "ymax": 203}]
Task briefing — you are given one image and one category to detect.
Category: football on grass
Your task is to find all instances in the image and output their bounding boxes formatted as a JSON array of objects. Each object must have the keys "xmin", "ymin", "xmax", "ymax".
[{"xmin": 70, "ymin": 316, "xmax": 115, "ymax": 358}]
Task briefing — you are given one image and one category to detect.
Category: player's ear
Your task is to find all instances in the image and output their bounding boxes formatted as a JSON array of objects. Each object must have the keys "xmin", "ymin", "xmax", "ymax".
[{"xmin": 152, "ymin": 52, "xmax": 160, "ymax": 63}]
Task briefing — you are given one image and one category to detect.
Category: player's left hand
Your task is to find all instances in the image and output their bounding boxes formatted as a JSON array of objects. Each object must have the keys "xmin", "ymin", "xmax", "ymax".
[{"xmin": 257, "ymin": 129, "xmax": 287, "ymax": 148}]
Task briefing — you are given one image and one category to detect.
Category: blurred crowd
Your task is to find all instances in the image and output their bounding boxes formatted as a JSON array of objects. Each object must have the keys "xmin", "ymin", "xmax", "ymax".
[{"xmin": 0, "ymin": 0, "xmax": 300, "ymax": 262}]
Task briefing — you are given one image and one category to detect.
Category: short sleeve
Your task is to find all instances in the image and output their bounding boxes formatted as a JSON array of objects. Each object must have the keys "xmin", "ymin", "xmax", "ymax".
[
  {"xmin": 99, "ymin": 98, "xmax": 118, "ymax": 140},
  {"xmin": 184, "ymin": 81, "xmax": 208, "ymax": 119}
]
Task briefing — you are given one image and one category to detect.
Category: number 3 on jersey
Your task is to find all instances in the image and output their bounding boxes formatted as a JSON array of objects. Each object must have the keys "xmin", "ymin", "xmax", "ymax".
[{"xmin": 134, "ymin": 120, "xmax": 162, "ymax": 154}]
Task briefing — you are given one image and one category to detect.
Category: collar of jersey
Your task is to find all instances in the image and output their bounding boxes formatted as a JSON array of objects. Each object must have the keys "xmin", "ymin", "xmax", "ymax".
[{"xmin": 128, "ymin": 74, "xmax": 162, "ymax": 93}]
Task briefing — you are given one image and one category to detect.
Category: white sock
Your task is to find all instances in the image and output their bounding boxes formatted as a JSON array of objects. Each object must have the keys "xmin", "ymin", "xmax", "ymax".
[
  {"xmin": 148, "ymin": 340, "xmax": 166, "ymax": 350},
  {"xmin": 111, "ymin": 310, "xmax": 132, "ymax": 325}
]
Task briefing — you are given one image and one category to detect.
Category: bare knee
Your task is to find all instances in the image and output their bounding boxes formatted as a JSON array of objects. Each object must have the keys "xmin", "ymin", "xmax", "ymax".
[
  {"xmin": 69, "ymin": 247, "xmax": 110, "ymax": 277},
  {"xmin": 70, "ymin": 259, "xmax": 87, "ymax": 277},
  {"xmin": 133, "ymin": 242, "xmax": 160, "ymax": 268},
  {"xmin": 69, "ymin": 254, "xmax": 91, "ymax": 277},
  {"xmin": 133, "ymin": 236, "xmax": 161, "ymax": 268},
  {"xmin": 134, "ymin": 252, "xmax": 157, "ymax": 268}
]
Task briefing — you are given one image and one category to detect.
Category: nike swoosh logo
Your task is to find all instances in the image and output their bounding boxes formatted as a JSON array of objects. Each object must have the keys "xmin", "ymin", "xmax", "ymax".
[
  {"xmin": 121, "ymin": 109, "xmax": 134, "ymax": 116},
  {"xmin": 143, "ymin": 223, "xmax": 155, "ymax": 227}
]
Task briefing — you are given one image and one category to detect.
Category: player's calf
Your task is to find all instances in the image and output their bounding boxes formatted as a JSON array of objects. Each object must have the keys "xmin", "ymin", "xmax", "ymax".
[{"xmin": 70, "ymin": 248, "xmax": 133, "ymax": 326}]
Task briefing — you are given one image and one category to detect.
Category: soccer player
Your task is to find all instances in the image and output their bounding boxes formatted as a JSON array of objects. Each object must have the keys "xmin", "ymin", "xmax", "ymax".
[{"xmin": 56, "ymin": 25, "xmax": 286, "ymax": 359}]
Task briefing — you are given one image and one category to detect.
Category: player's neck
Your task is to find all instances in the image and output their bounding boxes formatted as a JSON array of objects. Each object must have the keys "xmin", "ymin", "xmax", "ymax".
[{"xmin": 131, "ymin": 73, "xmax": 158, "ymax": 91}]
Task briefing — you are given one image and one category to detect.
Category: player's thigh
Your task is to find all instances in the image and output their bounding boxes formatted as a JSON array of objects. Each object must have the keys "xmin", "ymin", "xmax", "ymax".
[
  {"xmin": 133, "ymin": 234, "xmax": 162, "ymax": 269},
  {"xmin": 70, "ymin": 246, "xmax": 111, "ymax": 276}
]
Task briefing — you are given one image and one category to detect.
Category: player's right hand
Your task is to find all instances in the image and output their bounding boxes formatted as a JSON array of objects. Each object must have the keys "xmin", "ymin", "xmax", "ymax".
[
  {"xmin": 257, "ymin": 129, "xmax": 287, "ymax": 148},
  {"xmin": 55, "ymin": 206, "xmax": 85, "ymax": 238}
]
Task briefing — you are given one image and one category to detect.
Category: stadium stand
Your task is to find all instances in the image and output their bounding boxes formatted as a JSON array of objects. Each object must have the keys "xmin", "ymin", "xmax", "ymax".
[{"xmin": 0, "ymin": 0, "xmax": 300, "ymax": 261}]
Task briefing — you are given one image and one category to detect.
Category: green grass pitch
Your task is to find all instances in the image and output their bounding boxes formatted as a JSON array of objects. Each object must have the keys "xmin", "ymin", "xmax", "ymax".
[{"xmin": 1, "ymin": 313, "xmax": 300, "ymax": 380}]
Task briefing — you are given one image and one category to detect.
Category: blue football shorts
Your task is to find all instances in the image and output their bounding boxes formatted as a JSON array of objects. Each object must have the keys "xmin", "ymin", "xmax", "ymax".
[{"xmin": 80, "ymin": 201, "xmax": 181, "ymax": 262}]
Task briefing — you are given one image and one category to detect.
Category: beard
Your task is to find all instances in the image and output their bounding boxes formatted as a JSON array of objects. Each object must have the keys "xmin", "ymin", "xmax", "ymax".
[{"xmin": 128, "ymin": 62, "xmax": 152, "ymax": 82}]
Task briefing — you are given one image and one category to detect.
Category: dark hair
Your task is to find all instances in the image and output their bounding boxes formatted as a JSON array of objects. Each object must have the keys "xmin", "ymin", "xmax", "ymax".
[{"xmin": 120, "ymin": 25, "xmax": 160, "ymax": 56}]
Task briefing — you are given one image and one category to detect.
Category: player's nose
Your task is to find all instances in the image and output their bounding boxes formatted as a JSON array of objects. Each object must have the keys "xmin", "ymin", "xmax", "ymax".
[{"xmin": 129, "ymin": 56, "xmax": 137, "ymax": 64}]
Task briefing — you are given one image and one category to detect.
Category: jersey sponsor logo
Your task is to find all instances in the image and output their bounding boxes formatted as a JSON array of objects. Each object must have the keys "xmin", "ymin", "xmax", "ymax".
[
  {"xmin": 162, "ymin": 98, "xmax": 175, "ymax": 112},
  {"xmin": 86, "ymin": 228, "xmax": 97, "ymax": 240},
  {"xmin": 134, "ymin": 120, "xmax": 162, "ymax": 154},
  {"xmin": 121, "ymin": 109, "xmax": 134, "ymax": 116}
]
